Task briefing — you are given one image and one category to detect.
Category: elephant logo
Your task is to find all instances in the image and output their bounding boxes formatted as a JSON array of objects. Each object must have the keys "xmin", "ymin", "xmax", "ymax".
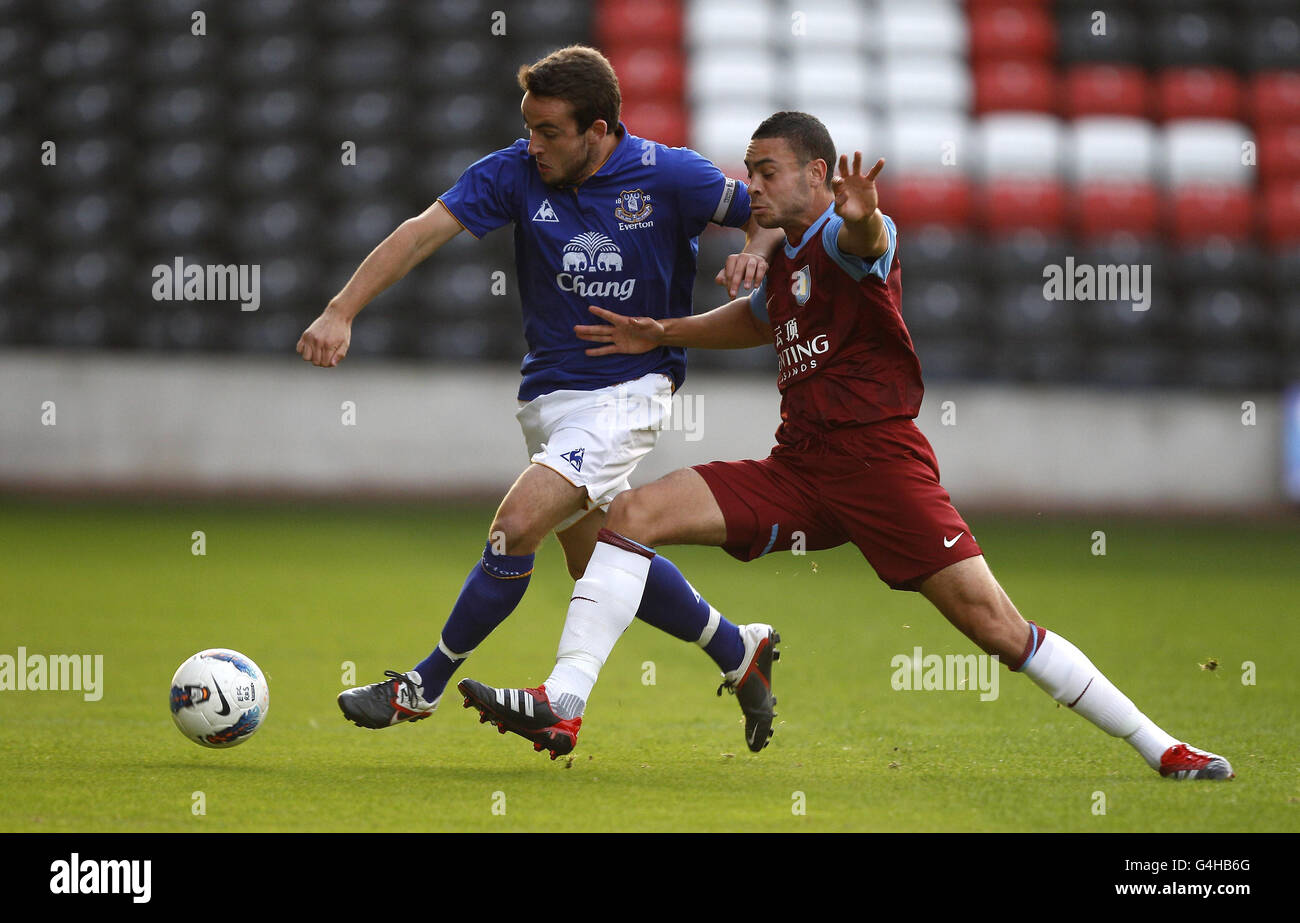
[{"xmin": 561, "ymin": 231, "xmax": 622, "ymax": 274}]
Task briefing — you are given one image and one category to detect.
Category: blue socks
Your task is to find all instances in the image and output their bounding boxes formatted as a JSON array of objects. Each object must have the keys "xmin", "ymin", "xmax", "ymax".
[
  {"xmin": 412, "ymin": 540, "xmax": 534, "ymax": 701},
  {"xmin": 635, "ymin": 553, "xmax": 745, "ymax": 673}
]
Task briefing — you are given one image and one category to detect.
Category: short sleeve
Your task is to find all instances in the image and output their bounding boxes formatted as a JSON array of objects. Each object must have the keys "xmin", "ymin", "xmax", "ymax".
[
  {"xmin": 436, "ymin": 143, "xmax": 525, "ymax": 238},
  {"xmin": 748, "ymin": 276, "xmax": 769, "ymax": 323},
  {"xmin": 821, "ymin": 213, "xmax": 897, "ymax": 282},
  {"xmin": 669, "ymin": 146, "xmax": 751, "ymax": 233}
]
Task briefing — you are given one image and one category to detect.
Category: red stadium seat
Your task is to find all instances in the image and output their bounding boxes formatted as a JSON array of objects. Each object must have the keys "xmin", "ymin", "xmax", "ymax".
[
  {"xmin": 1259, "ymin": 125, "xmax": 1300, "ymax": 185},
  {"xmin": 1168, "ymin": 185, "xmax": 1255, "ymax": 244},
  {"xmin": 621, "ymin": 100, "xmax": 687, "ymax": 149},
  {"xmin": 1155, "ymin": 68, "xmax": 1244, "ymax": 122},
  {"xmin": 1248, "ymin": 71, "xmax": 1300, "ymax": 128},
  {"xmin": 596, "ymin": 0, "xmax": 682, "ymax": 46},
  {"xmin": 1074, "ymin": 181, "xmax": 1161, "ymax": 240},
  {"xmin": 982, "ymin": 178, "xmax": 1066, "ymax": 235},
  {"xmin": 605, "ymin": 45, "xmax": 685, "ymax": 104},
  {"xmin": 1261, "ymin": 181, "xmax": 1300, "ymax": 247},
  {"xmin": 1061, "ymin": 65, "xmax": 1149, "ymax": 118},
  {"xmin": 966, "ymin": 0, "xmax": 1054, "ymax": 12},
  {"xmin": 974, "ymin": 60, "xmax": 1057, "ymax": 114},
  {"xmin": 881, "ymin": 174, "xmax": 973, "ymax": 230},
  {"xmin": 969, "ymin": 5, "xmax": 1056, "ymax": 62}
]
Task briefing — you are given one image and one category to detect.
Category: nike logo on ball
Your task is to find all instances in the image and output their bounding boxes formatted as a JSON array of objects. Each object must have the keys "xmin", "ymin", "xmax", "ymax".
[
  {"xmin": 943, "ymin": 532, "xmax": 964, "ymax": 548},
  {"xmin": 211, "ymin": 680, "xmax": 231, "ymax": 716}
]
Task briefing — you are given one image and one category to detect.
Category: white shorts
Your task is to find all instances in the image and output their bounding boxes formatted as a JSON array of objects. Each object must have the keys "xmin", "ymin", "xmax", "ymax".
[{"xmin": 516, "ymin": 372, "xmax": 674, "ymax": 531}]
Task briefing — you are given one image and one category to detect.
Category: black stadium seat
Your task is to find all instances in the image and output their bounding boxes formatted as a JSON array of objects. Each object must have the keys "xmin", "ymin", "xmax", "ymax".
[
  {"xmin": 1184, "ymin": 288, "xmax": 1274, "ymax": 346},
  {"xmin": 1056, "ymin": 7, "xmax": 1144, "ymax": 67},
  {"xmin": 226, "ymin": 34, "xmax": 317, "ymax": 86},
  {"xmin": 904, "ymin": 278, "xmax": 984, "ymax": 338},
  {"xmin": 1187, "ymin": 346, "xmax": 1278, "ymax": 390},
  {"xmin": 142, "ymin": 140, "xmax": 224, "ymax": 191},
  {"xmin": 991, "ymin": 280, "xmax": 1076, "ymax": 341},
  {"xmin": 1172, "ymin": 240, "xmax": 1266, "ymax": 292},
  {"xmin": 318, "ymin": 0, "xmax": 403, "ymax": 33},
  {"xmin": 1148, "ymin": 12, "xmax": 1237, "ymax": 69},
  {"xmin": 411, "ymin": 39, "xmax": 494, "ymax": 94},
  {"xmin": 229, "ymin": 0, "xmax": 315, "ymax": 33},
  {"xmin": 321, "ymin": 36, "xmax": 408, "ymax": 88},
  {"xmin": 230, "ymin": 87, "xmax": 315, "ymax": 138},
  {"xmin": 1243, "ymin": 13, "xmax": 1300, "ymax": 72}
]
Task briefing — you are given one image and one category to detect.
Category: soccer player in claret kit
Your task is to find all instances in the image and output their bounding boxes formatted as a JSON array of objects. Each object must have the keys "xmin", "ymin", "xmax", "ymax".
[
  {"xmin": 458, "ymin": 111, "xmax": 1234, "ymax": 782},
  {"xmin": 297, "ymin": 46, "xmax": 787, "ymax": 730}
]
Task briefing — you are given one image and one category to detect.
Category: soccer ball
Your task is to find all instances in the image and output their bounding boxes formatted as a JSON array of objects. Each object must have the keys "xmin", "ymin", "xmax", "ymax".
[{"xmin": 169, "ymin": 649, "xmax": 269, "ymax": 748}]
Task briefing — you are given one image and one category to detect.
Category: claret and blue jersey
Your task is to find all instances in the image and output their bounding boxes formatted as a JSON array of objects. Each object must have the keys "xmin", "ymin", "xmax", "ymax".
[{"xmin": 437, "ymin": 123, "xmax": 752, "ymax": 400}]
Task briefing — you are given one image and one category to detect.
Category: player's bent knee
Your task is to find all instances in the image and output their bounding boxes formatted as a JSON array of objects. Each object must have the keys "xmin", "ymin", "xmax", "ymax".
[
  {"xmin": 604, "ymin": 490, "xmax": 656, "ymax": 544},
  {"xmin": 488, "ymin": 509, "xmax": 548, "ymax": 555}
]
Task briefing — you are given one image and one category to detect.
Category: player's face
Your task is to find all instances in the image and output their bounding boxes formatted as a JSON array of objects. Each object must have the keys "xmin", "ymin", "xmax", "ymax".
[
  {"xmin": 744, "ymin": 137, "xmax": 823, "ymax": 229},
  {"xmin": 521, "ymin": 92, "xmax": 605, "ymax": 187}
]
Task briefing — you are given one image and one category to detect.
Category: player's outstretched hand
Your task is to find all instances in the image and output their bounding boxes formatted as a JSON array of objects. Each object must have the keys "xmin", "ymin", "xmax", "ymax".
[
  {"xmin": 296, "ymin": 306, "xmax": 351, "ymax": 368},
  {"xmin": 714, "ymin": 251, "xmax": 769, "ymax": 298},
  {"xmin": 575, "ymin": 305, "xmax": 664, "ymax": 356},
  {"xmin": 831, "ymin": 152, "xmax": 885, "ymax": 224}
]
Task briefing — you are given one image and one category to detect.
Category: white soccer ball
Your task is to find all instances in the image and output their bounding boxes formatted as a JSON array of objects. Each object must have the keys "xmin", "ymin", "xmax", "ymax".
[{"xmin": 169, "ymin": 649, "xmax": 269, "ymax": 748}]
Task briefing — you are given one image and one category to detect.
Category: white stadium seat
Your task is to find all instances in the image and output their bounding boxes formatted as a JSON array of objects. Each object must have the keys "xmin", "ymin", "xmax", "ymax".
[
  {"xmin": 975, "ymin": 112, "xmax": 1065, "ymax": 179},
  {"xmin": 882, "ymin": 55, "xmax": 972, "ymax": 114},
  {"xmin": 688, "ymin": 49, "xmax": 779, "ymax": 105},
  {"xmin": 789, "ymin": 51, "xmax": 878, "ymax": 108},
  {"xmin": 881, "ymin": 112, "xmax": 974, "ymax": 175},
  {"xmin": 817, "ymin": 108, "xmax": 882, "ymax": 163},
  {"xmin": 691, "ymin": 102, "xmax": 776, "ymax": 171},
  {"xmin": 686, "ymin": 0, "xmax": 776, "ymax": 49},
  {"xmin": 1160, "ymin": 119, "xmax": 1256, "ymax": 188},
  {"xmin": 1066, "ymin": 117, "xmax": 1159, "ymax": 183},
  {"xmin": 879, "ymin": 1, "xmax": 967, "ymax": 57},
  {"xmin": 780, "ymin": 0, "xmax": 877, "ymax": 52}
]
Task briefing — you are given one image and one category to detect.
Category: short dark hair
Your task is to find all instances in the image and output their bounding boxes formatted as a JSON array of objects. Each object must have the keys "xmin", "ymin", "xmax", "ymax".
[
  {"xmin": 517, "ymin": 45, "xmax": 622, "ymax": 137},
  {"xmin": 751, "ymin": 111, "xmax": 836, "ymax": 189}
]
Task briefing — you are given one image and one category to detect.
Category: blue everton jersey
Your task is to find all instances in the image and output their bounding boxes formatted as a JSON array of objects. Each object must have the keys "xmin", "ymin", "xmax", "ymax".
[{"xmin": 437, "ymin": 125, "xmax": 752, "ymax": 400}]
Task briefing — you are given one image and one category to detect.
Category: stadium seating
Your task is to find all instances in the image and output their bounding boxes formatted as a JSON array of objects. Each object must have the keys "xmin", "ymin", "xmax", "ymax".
[{"xmin": 3, "ymin": 0, "xmax": 1296, "ymax": 391}]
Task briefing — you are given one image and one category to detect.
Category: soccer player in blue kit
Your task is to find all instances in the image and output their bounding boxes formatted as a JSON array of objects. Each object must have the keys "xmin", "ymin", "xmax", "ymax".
[{"xmin": 296, "ymin": 45, "xmax": 785, "ymax": 729}]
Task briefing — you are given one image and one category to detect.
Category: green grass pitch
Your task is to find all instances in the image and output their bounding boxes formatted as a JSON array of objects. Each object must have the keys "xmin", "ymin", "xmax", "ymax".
[{"xmin": 1, "ymin": 498, "xmax": 1296, "ymax": 832}]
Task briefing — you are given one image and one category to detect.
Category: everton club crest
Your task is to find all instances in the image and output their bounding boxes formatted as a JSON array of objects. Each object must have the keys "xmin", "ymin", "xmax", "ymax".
[{"xmin": 614, "ymin": 188, "xmax": 653, "ymax": 225}]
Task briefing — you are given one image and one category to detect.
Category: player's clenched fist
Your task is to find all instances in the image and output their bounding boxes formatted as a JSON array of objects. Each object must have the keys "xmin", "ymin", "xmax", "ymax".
[{"xmin": 296, "ymin": 306, "xmax": 352, "ymax": 367}]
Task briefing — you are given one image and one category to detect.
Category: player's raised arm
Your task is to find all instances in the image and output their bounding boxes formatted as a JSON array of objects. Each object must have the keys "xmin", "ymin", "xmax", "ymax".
[
  {"xmin": 576, "ymin": 300, "xmax": 770, "ymax": 356},
  {"xmin": 296, "ymin": 200, "xmax": 464, "ymax": 368},
  {"xmin": 831, "ymin": 153, "xmax": 890, "ymax": 260}
]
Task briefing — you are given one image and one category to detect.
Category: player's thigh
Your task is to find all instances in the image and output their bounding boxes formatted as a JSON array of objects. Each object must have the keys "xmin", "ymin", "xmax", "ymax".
[
  {"xmin": 605, "ymin": 467, "xmax": 728, "ymax": 547},
  {"xmin": 555, "ymin": 508, "xmax": 606, "ymax": 579},
  {"xmin": 919, "ymin": 555, "xmax": 1029, "ymax": 661},
  {"xmin": 490, "ymin": 463, "xmax": 588, "ymax": 552}
]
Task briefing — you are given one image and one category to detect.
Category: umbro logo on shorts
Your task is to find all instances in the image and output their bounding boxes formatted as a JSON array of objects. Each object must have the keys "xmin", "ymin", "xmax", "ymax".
[{"xmin": 561, "ymin": 447, "xmax": 585, "ymax": 472}]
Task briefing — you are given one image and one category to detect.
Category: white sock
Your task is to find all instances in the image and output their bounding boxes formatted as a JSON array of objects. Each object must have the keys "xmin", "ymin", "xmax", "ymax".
[
  {"xmin": 544, "ymin": 538, "xmax": 653, "ymax": 713},
  {"xmin": 1020, "ymin": 629, "xmax": 1177, "ymax": 769}
]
